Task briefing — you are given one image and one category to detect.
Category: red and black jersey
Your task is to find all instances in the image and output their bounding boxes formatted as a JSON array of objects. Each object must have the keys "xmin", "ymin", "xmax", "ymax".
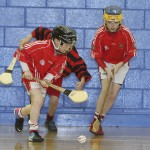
[{"xmin": 31, "ymin": 26, "xmax": 91, "ymax": 82}]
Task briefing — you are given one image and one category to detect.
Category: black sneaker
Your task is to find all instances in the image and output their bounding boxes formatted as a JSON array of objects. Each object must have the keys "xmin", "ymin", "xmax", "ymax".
[
  {"xmin": 44, "ymin": 120, "xmax": 57, "ymax": 131},
  {"xmin": 14, "ymin": 108, "xmax": 24, "ymax": 132},
  {"xmin": 28, "ymin": 131, "xmax": 44, "ymax": 142}
]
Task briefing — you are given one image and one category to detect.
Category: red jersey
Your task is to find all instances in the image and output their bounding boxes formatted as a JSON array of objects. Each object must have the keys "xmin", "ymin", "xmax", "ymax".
[
  {"xmin": 91, "ymin": 25, "xmax": 136, "ymax": 69},
  {"xmin": 31, "ymin": 27, "xmax": 91, "ymax": 82},
  {"xmin": 15, "ymin": 40, "xmax": 67, "ymax": 81}
]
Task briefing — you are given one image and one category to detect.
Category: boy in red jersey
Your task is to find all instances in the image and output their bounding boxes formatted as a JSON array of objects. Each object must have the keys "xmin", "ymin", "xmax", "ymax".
[
  {"xmin": 90, "ymin": 5, "xmax": 136, "ymax": 135},
  {"xmin": 14, "ymin": 26, "xmax": 77, "ymax": 142},
  {"xmin": 14, "ymin": 26, "xmax": 91, "ymax": 134}
]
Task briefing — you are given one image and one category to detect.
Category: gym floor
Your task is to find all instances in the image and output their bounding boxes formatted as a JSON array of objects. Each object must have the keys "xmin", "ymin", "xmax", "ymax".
[{"xmin": 0, "ymin": 126, "xmax": 150, "ymax": 150}]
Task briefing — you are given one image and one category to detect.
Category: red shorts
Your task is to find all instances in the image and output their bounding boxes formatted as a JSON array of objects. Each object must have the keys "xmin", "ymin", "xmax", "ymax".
[{"xmin": 47, "ymin": 77, "xmax": 63, "ymax": 97}]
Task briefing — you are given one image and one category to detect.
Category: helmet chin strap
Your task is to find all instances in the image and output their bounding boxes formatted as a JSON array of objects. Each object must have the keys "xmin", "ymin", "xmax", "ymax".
[
  {"xmin": 52, "ymin": 39, "xmax": 61, "ymax": 50},
  {"xmin": 52, "ymin": 39, "xmax": 68, "ymax": 54}
]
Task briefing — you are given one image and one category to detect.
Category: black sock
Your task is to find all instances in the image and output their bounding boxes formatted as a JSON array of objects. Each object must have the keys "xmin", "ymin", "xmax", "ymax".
[{"xmin": 46, "ymin": 114, "xmax": 54, "ymax": 121}]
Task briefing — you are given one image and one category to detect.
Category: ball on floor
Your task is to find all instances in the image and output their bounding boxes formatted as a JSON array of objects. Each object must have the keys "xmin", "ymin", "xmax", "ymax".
[{"xmin": 78, "ymin": 135, "xmax": 86, "ymax": 143}]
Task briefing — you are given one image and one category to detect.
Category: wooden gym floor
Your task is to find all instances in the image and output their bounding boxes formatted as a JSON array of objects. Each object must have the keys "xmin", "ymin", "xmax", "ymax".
[{"xmin": 1, "ymin": 126, "xmax": 150, "ymax": 150}]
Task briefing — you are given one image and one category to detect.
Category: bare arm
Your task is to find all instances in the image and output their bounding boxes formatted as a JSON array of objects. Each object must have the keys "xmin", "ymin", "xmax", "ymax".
[
  {"xmin": 19, "ymin": 34, "xmax": 33, "ymax": 49},
  {"xmin": 76, "ymin": 77, "xmax": 86, "ymax": 90}
]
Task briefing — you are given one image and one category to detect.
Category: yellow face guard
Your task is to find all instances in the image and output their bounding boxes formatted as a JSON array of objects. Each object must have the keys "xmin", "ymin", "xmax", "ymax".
[{"xmin": 104, "ymin": 13, "xmax": 123, "ymax": 22}]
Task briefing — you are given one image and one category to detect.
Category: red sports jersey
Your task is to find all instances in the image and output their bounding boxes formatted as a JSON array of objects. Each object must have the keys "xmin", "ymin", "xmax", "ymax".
[
  {"xmin": 15, "ymin": 40, "xmax": 67, "ymax": 82},
  {"xmin": 91, "ymin": 25, "xmax": 136, "ymax": 69},
  {"xmin": 31, "ymin": 27, "xmax": 91, "ymax": 82}
]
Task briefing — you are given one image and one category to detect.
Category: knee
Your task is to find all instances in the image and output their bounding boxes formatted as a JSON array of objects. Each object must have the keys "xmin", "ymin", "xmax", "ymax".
[
  {"xmin": 107, "ymin": 94, "xmax": 116, "ymax": 101},
  {"xmin": 32, "ymin": 97, "xmax": 43, "ymax": 107}
]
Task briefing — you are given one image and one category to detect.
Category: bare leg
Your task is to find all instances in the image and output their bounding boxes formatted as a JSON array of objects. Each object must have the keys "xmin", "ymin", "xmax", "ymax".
[
  {"xmin": 29, "ymin": 89, "xmax": 44, "ymax": 124},
  {"xmin": 45, "ymin": 95, "xmax": 59, "ymax": 131},
  {"xmin": 27, "ymin": 89, "xmax": 44, "ymax": 142},
  {"xmin": 89, "ymin": 79, "xmax": 111, "ymax": 135},
  {"xmin": 20, "ymin": 104, "xmax": 31, "ymax": 116},
  {"xmin": 102, "ymin": 82, "xmax": 121, "ymax": 115},
  {"xmin": 48, "ymin": 95, "xmax": 59, "ymax": 116},
  {"xmin": 95, "ymin": 79, "xmax": 112, "ymax": 114}
]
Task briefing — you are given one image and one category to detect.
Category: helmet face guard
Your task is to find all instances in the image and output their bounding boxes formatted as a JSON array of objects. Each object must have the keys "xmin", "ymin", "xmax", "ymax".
[
  {"xmin": 52, "ymin": 26, "xmax": 77, "ymax": 46},
  {"xmin": 103, "ymin": 6, "xmax": 123, "ymax": 22}
]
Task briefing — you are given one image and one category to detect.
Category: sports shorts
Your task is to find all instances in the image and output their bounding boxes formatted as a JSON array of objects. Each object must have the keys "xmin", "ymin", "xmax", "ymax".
[
  {"xmin": 99, "ymin": 62, "xmax": 129, "ymax": 84},
  {"xmin": 47, "ymin": 77, "xmax": 63, "ymax": 97},
  {"xmin": 23, "ymin": 81, "xmax": 47, "ymax": 97},
  {"xmin": 23, "ymin": 77, "xmax": 63, "ymax": 97}
]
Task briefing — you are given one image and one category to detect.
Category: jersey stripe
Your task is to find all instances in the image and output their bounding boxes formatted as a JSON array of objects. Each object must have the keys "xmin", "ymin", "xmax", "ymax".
[{"xmin": 122, "ymin": 26, "xmax": 136, "ymax": 43}]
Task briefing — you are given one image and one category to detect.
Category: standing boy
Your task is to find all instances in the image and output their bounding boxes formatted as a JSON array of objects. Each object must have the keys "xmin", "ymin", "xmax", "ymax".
[{"xmin": 90, "ymin": 5, "xmax": 136, "ymax": 135}]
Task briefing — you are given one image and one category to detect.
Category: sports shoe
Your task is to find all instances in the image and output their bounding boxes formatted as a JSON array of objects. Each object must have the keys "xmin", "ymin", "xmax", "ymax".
[
  {"xmin": 28, "ymin": 131, "xmax": 44, "ymax": 142},
  {"xmin": 89, "ymin": 118, "xmax": 104, "ymax": 135},
  {"xmin": 44, "ymin": 120, "xmax": 57, "ymax": 131},
  {"xmin": 14, "ymin": 108, "xmax": 24, "ymax": 132}
]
